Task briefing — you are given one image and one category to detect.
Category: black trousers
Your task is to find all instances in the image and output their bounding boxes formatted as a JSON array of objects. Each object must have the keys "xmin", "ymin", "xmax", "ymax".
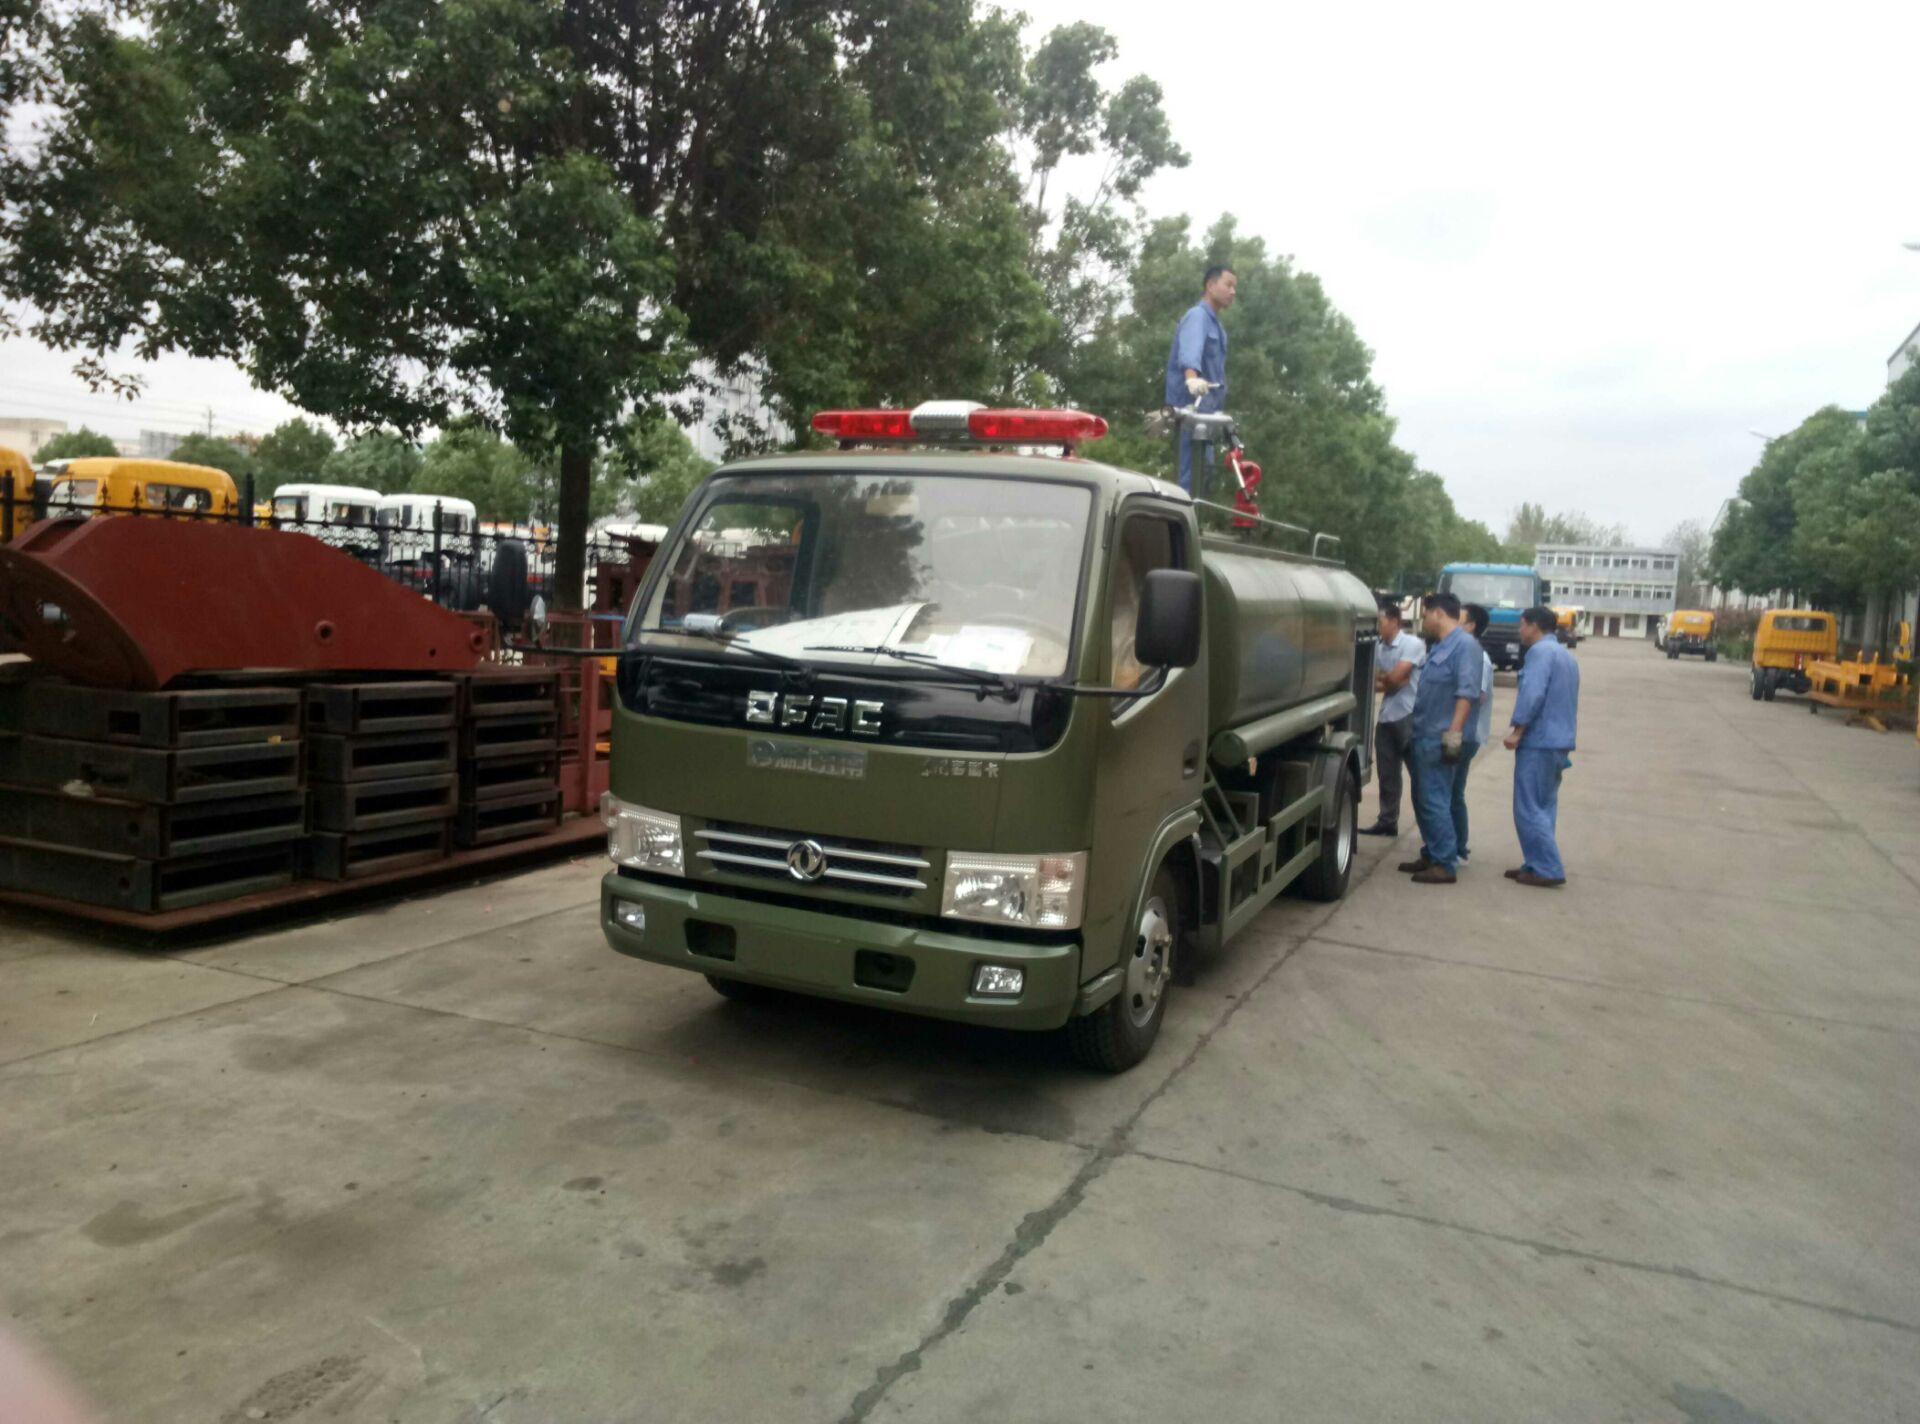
[{"xmin": 1375, "ymin": 716, "xmax": 1414, "ymax": 828}]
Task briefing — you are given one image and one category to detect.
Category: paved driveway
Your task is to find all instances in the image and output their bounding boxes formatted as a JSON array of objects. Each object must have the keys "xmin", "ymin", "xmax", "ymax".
[{"xmin": 2, "ymin": 637, "xmax": 1916, "ymax": 1422}]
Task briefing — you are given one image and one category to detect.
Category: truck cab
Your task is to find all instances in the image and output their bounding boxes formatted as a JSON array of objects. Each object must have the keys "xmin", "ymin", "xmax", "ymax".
[
  {"xmin": 46, "ymin": 458, "xmax": 240, "ymax": 520},
  {"xmin": 599, "ymin": 403, "xmax": 1378, "ymax": 1071},
  {"xmin": 271, "ymin": 482, "xmax": 382, "ymax": 562},
  {"xmin": 1438, "ymin": 562, "xmax": 1546, "ymax": 669},
  {"xmin": 1666, "ymin": 609, "xmax": 1716, "ymax": 660}
]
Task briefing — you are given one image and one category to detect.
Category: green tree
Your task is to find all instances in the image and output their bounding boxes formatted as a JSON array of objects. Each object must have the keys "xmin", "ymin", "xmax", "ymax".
[
  {"xmin": 168, "ymin": 431, "xmax": 258, "ymax": 486},
  {"xmin": 1503, "ymin": 504, "xmax": 1628, "ymax": 562},
  {"xmin": 253, "ymin": 418, "xmax": 335, "ymax": 499},
  {"xmin": 1663, "ymin": 519, "xmax": 1710, "ymax": 606},
  {"xmin": 415, "ymin": 425, "xmax": 532, "ymax": 523},
  {"xmin": 320, "ymin": 432, "xmax": 422, "ymax": 496},
  {"xmin": 1706, "ymin": 407, "xmax": 1862, "ymax": 602},
  {"xmin": 33, "ymin": 426, "xmax": 118, "ymax": 460}
]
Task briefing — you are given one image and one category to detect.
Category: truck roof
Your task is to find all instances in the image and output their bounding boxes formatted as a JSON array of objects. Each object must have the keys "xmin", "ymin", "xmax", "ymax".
[{"xmin": 715, "ymin": 447, "xmax": 1187, "ymax": 504}]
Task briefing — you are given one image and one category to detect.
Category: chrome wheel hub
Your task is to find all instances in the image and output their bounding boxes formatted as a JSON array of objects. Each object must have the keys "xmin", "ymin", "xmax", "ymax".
[{"xmin": 1127, "ymin": 895, "xmax": 1174, "ymax": 1028}]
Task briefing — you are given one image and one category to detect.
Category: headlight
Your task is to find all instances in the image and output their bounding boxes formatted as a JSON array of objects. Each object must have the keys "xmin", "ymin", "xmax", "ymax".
[
  {"xmin": 606, "ymin": 796, "xmax": 684, "ymax": 875},
  {"xmin": 941, "ymin": 851, "xmax": 1086, "ymax": 931}
]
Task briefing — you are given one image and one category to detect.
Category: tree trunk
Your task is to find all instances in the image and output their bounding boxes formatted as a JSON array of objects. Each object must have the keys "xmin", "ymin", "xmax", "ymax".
[{"xmin": 554, "ymin": 441, "xmax": 592, "ymax": 613}]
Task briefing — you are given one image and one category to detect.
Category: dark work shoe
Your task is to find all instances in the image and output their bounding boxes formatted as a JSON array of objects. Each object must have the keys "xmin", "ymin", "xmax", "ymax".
[
  {"xmin": 1503, "ymin": 867, "xmax": 1527, "ymax": 880},
  {"xmin": 1410, "ymin": 865, "xmax": 1457, "ymax": 885},
  {"xmin": 1358, "ymin": 822, "xmax": 1399, "ymax": 837},
  {"xmin": 1397, "ymin": 857, "xmax": 1433, "ymax": 874},
  {"xmin": 1513, "ymin": 871, "xmax": 1566, "ymax": 889}
]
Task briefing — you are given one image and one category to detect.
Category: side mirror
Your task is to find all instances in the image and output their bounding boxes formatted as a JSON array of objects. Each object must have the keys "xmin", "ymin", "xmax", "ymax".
[{"xmin": 1136, "ymin": 568, "xmax": 1203, "ymax": 669}]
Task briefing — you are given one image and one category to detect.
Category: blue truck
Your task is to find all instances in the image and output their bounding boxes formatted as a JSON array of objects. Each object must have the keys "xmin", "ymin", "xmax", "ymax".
[{"xmin": 1438, "ymin": 562, "xmax": 1549, "ymax": 670}]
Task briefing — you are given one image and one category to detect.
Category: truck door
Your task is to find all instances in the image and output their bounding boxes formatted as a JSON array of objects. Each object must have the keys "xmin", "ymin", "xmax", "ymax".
[{"xmin": 1082, "ymin": 502, "xmax": 1209, "ymax": 984}]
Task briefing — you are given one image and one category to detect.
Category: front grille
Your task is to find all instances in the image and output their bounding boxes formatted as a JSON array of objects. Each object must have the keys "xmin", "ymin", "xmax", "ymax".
[{"xmin": 694, "ymin": 821, "xmax": 931, "ymax": 896}]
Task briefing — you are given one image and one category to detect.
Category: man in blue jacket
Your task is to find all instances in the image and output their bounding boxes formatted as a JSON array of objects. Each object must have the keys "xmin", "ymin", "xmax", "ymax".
[
  {"xmin": 1503, "ymin": 607, "xmax": 1581, "ymax": 888},
  {"xmin": 1163, "ymin": 265, "xmax": 1236, "ymax": 494},
  {"xmin": 1400, "ymin": 591, "xmax": 1481, "ymax": 885}
]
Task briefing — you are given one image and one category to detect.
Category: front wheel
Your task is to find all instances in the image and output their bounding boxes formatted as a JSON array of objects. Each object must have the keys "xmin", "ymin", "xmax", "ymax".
[
  {"xmin": 1068, "ymin": 865, "xmax": 1180, "ymax": 1073},
  {"xmin": 1296, "ymin": 757, "xmax": 1358, "ymax": 902},
  {"xmin": 1707, "ymin": 649, "xmax": 1718, "ymax": 663}
]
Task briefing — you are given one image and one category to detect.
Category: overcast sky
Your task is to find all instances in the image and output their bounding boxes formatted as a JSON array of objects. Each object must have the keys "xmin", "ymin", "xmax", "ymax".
[{"xmin": 4, "ymin": 0, "xmax": 1917, "ymax": 545}]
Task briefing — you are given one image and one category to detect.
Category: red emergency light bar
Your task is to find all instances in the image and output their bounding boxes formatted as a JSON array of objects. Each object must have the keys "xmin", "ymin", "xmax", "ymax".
[
  {"xmin": 811, "ymin": 404, "xmax": 1109, "ymax": 447},
  {"xmin": 811, "ymin": 409, "xmax": 915, "ymax": 440}
]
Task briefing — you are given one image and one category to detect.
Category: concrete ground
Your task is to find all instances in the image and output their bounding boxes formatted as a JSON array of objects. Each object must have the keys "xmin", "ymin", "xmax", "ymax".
[{"xmin": 2, "ymin": 637, "xmax": 1916, "ymax": 1423}]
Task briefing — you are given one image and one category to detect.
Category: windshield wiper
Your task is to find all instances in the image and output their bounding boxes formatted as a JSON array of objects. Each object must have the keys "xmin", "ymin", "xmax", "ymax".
[
  {"xmin": 803, "ymin": 644, "xmax": 1020, "ymax": 700},
  {"xmin": 637, "ymin": 623, "xmax": 811, "ymax": 675}
]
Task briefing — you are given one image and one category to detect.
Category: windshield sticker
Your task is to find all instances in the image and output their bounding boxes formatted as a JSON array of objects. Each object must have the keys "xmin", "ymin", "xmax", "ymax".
[
  {"xmin": 748, "ymin": 738, "xmax": 867, "ymax": 780},
  {"xmin": 941, "ymin": 626, "xmax": 1035, "ymax": 675}
]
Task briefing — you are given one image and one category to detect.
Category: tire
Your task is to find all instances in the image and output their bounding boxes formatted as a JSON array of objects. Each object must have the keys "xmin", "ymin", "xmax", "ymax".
[
  {"xmin": 1750, "ymin": 668, "xmax": 1763, "ymax": 701},
  {"xmin": 1068, "ymin": 865, "xmax": 1180, "ymax": 1073},
  {"xmin": 705, "ymin": 974, "xmax": 774, "ymax": 1004},
  {"xmin": 1296, "ymin": 756, "xmax": 1358, "ymax": 902},
  {"xmin": 1707, "ymin": 650, "xmax": 1718, "ymax": 663},
  {"xmin": 1762, "ymin": 671, "xmax": 1777, "ymax": 702},
  {"xmin": 1668, "ymin": 649, "xmax": 1678, "ymax": 660}
]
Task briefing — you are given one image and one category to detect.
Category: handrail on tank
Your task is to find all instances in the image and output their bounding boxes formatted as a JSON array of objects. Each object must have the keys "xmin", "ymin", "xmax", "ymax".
[{"xmin": 1192, "ymin": 498, "xmax": 1345, "ymax": 566}]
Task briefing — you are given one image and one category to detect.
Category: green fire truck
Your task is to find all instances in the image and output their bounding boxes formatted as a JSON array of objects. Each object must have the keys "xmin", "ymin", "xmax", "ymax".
[{"xmin": 599, "ymin": 402, "xmax": 1379, "ymax": 1070}]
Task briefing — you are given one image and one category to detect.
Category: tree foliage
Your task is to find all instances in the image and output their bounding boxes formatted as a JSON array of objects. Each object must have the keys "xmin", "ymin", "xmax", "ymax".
[
  {"xmin": 1663, "ymin": 519, "xmax": 1710, "ymax": 607},
  {"xmin": 252, "ymin": 419, "xmax": 336, "ymax": 499},
  {"xmin": 1706, "ymin": 367, "xmax": 1920, "ymax": 646},
  {"xmin": 321, "ymin": 431, "xmax": 423, "ymax": 496},
  {"xmin": 32, "ymin": 427, "xmax": 118, "ymax": 460},
  {"xmin": 167, "ymin": 432, "xmax": 257, "ymax": 485},
  {"xmin": 1503, "ymin": 504, "xmax": 1628, "ymax": 562}
]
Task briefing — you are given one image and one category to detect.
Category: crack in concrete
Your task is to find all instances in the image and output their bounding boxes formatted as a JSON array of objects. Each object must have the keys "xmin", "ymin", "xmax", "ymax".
[
  {"xmin": 1126, "ymin": 1148, "xmax": 1920, "ymax": 1338},
  {"xmin": 1311, "ymin": 934, "xmax": 1920, "ymax": 1040},
  {"xmin": 833, "ymin": 854, "xmax": 1393, "ymax": 1422}
]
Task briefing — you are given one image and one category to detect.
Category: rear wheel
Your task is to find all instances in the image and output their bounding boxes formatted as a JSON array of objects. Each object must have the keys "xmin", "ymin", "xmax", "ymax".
[
  {"xmin": 1762, "ymin": 670, "xmax": 1778, "ymax": 701},
  {"xmin": 1297, "ymin": 757, "xmax": 1358, "ymax": 902},
  {"xmin": 1068, "ymin": 865, "xmax": 1180, "ymax": 1073},
  {"xmin": 1707, "ymin": 649, "xmax": 1718, "ymax": 662},
  {"xmin": 1750, "ymin": 668, "xmax": 1763, "ymax": 701}
]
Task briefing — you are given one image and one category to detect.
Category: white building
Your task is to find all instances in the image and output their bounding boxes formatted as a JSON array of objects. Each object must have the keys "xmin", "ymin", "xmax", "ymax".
[
  {"xmin": 1535, "ymin": 543, "xmax": 1681, "ymax": 639},
  {"xmin": 0, "ymin": 415, "xmax": 69, "ymax": 458},
  {"xmin": 683, "ymin": 363, "xmax": 788, "ymax": 463},
  {"xmin": 1891, "ymin": 319, "xmax": 1920, "ymax": 386}
]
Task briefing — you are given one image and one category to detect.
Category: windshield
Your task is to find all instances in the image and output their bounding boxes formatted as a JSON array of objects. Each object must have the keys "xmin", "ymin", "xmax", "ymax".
[
  {"xmin": 273, "ymin": 495, "xmax": 308, "ymax": 520},
  {"xmin": 328, "ymin": 502, "xmax": 376, "ymax": 523},
  {"xmin": 55, "ymin": 479, "xmax": 99, "ymax": 507},
  {"xmin": 1443, "ymin": 571, "xmax": 1534, "ymax": 609},
  {"xmin": 634, "ymin": 471, "xmax": 1093, "ymax": 679}
]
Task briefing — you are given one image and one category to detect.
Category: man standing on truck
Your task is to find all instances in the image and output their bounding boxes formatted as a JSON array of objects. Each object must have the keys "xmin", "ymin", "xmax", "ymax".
[
  {"xmin": 1164, "ymin": 265, "xmax": 1236, "ymax": 494},
  {"xmin": 1361, "ymin": 597, "xmax": 1424, "ymax": 838},
  {"xmin": 1400, "ymin": 592, "xmax": 1481, "ymax": 885},
  {"xmin": 1503, "ymin": 607, "xmax": 1580, "ymax": 888}
]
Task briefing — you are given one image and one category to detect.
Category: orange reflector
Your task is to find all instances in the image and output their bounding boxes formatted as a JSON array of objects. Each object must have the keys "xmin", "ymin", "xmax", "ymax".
[{"xmin": 968, "ymin": 409, "xmax": 1109, "ymax": 444}]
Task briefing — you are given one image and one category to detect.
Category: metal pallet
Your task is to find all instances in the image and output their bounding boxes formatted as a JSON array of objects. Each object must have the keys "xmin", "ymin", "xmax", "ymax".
[
  {"xmin": 453, "ymin": 668, "xmax": 561, "ymax": 720},
  {"xmin": 455, "ymin": 786, "xmax": 563, "ymax": 848},
  {"xmin": 311, "ymin": 773, "xmax": 459, "ymax": 833},
  {"xmin": 309, "ymin": 822, "xmax": 453, "ymax": 881},
  {"xmin": 459, "ymin": 748, "xmax": 562, "ymax": 802},
  {"xmin": 460, "ymin": 713, "xmax": 561, "ymax": 759},
  {"xmin": 0, "ymin": 683, "xmax": 300, "ymax": 747},
  {"xmin": 0, "ymin": 784, "xmax": 307, "ymax": 859},
  {"xmin": 307, "ymin": 728, "xmax": 458, "ymax": 782},
  {"xmin": 0, "ymin": 734, "xmax": 303, "ymax": 803},
  {"xmin": 305, "ymin": 681, "xmax": 457, "ymax": 735},
  {"xmin": 0, "ymin": 835, "xmax": 302, "ymax": 912}
]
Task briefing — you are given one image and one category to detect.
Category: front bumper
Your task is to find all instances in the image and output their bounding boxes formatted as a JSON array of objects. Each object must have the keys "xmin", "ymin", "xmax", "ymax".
[{"xmin": 601, "ymin": 871, "xmax": 1083, "ymax": 1030}]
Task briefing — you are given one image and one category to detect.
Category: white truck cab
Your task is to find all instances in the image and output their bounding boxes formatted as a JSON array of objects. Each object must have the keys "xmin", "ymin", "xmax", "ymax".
[{"xmin": 272, "ymin": 482, "xmax": 383, "ymax": 561}]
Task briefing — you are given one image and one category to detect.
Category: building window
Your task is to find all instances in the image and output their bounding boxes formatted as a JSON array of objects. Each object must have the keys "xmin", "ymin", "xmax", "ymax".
[{"xmin": 1624, "ymin": 614, "xmax": 1640, "ymax": 630}]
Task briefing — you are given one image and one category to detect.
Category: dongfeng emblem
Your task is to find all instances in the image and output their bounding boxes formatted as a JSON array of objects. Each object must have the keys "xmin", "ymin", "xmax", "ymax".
[{"xmin": 786, "ymin": 839, "xmax": 828, "ymax": 882}]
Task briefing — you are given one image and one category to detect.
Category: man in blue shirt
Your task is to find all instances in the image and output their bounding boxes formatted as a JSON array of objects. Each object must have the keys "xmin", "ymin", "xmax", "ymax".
[
  {"xmin": 1361, "ymin": 598, "xmax": 1424, "ymax": 836},
  {"xmin": 1452, "ymin": 603, "xmax": 1497, "ymax": 861},
  {"xmin": 1400, "ymin": 591, "xmax": 1480, "ymax": 885},
  {"xmin": 1503, "ymin": 607, "xmax": 1581, "ymax": 888},
  {"xmin": 1163, "ymin": 266, "xmax": 1236, "ymax": 495}
]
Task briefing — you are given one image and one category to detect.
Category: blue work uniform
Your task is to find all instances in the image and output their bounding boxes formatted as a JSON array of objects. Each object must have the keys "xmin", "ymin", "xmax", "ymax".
[
  {"xmin": 1164, "ymin": 301, "xmax": 1228, "ymax": 495},
  {"xmin": 1508, "ymin": 635, "xmax": 1581, "ymax": 881},
  {"xmin": 1407, "ymin": 625, "xmax": 1482, "ymax": 873},
  {"xmin": 1453, "ymin": 650, "xmax": 1496, "ymax": 859}
]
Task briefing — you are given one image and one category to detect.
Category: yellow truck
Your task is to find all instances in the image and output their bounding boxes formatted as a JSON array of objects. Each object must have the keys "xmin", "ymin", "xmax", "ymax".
[
  {"xmin": 1666, "ymin": 609, "xmax": 1716, "ymax": 661},
  {"xmin": 1749, "ymin": 609, "xmax": 1837, "ymax": 701}
]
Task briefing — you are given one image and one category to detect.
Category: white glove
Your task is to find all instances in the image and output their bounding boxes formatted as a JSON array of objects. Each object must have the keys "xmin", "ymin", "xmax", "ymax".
[{"xmin": 1183, "ymin": 374, "xmax": 1214, "ymax": 399}]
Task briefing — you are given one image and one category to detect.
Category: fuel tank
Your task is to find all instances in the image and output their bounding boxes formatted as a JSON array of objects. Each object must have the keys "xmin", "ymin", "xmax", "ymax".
[{"xmin": 1202, "ymin": 538, "xmax": 1376, "ymax": 739}]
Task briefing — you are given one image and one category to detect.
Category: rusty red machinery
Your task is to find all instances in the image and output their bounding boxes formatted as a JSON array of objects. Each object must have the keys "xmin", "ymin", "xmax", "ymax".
[{"xmin": 0, "ymin": 515, "xmax": 489, "ymax": 689}]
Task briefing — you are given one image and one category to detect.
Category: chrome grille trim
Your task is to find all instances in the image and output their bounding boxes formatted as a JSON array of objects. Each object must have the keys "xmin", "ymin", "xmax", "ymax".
[{"xmin": 693, "ymin": 828, "xmax": 930, "ymax": 892}]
